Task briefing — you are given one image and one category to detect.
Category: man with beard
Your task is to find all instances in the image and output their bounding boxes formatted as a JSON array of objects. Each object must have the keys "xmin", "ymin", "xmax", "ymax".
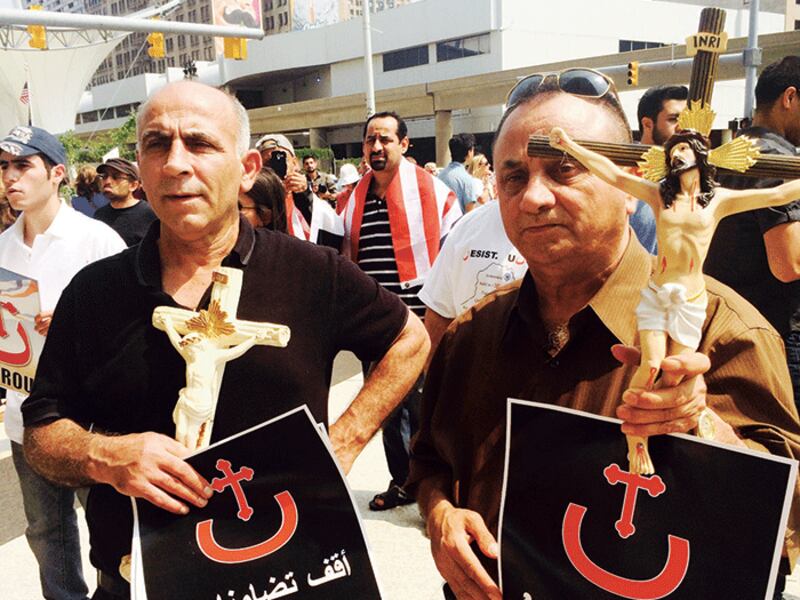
[
  {"xmin": 93, "ymin": 158, "xmax": 157, "ymax": 246},
  {"xmin": 638, "ymin": 85, "xmax": 689, "ymax": 147},
  {"xmin": 551, "ymin": 125, "xmax": 800, "ymax": 474},
  {"xmin": 341, "ymin": 111, "xmax": 460, "ymax": 510},
  {"xmin": 302, "ymin": 155, "xmax": 337, "ymax": 203},
  {"xmin": 627, "ymin": 85, "xmax": 689, "ymax": 256}
]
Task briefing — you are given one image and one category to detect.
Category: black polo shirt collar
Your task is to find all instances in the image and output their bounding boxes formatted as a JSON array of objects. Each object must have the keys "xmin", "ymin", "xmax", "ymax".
[{"xmin": 132, "ymin": 214, "xmax": 257, "ymax": 291}]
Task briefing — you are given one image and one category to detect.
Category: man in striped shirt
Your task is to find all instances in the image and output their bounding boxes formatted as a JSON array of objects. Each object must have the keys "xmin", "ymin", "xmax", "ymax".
[{"xmin": 342, "ymin": 111, "xmax": 460, "ymax": 510}]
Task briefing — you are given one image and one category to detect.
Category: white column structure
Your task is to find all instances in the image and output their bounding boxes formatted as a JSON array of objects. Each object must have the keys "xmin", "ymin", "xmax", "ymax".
[{"xmin": 0, "ymin": 3, "xmax": 262, "ymax": 135}]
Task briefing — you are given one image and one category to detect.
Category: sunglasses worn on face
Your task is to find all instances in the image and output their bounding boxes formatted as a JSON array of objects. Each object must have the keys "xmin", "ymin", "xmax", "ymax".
[
  {"xmin": 506, "ymin": 68, "xmax": 617, "ymax": 108},
  {"xmin": 99, "ymin": 172, "xmax": 132, "ymax": 182}
]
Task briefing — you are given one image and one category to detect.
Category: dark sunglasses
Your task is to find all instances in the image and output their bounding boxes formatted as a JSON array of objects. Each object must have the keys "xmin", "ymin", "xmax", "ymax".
[
  {"xmin": 98, "ymin": 172, "xmax": 132, "ymax": 182},
  {"xmin": 506, "ymin": 68, "xmax": 617, "ymax": 107}
]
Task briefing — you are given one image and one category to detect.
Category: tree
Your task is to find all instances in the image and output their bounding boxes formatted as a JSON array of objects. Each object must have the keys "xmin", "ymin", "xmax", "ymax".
[{"xmin": 59, "ymin": 112, "xmax": 137, "ymax": 166}]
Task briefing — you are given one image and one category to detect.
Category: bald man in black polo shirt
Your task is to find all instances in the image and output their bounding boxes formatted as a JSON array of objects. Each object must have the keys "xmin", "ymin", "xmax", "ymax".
[{"xmin": 21, "ymin": 82, "xmax": 428, "ymax": 599}]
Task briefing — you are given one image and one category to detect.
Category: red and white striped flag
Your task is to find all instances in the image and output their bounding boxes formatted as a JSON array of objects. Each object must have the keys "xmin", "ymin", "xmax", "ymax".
[
  {"xmin": 19, "ymin": 82, "xmax": 29, "ymax": 105},
  {"xmin": 342, "ymin": 159, "xmax": 461, "ymax": 288}
]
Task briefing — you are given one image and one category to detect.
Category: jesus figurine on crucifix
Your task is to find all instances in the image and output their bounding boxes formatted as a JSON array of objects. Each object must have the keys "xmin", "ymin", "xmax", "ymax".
[
  {"xmin": 152, "ymin": 266, "xmax": 291, "ymax": 450},
  {"xmin": 549, "ymin": 102, "xmax": 800, "ymax": 474},
  {"xmin": 154, "ymin": 304, "xmax": 266, "ymax": 450}
]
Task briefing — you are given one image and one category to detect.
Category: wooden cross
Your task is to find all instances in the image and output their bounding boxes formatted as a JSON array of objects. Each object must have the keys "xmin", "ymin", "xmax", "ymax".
[
  {"xmin": 527, "ymin": 7, "xmax": 800, "ymax": 180},
  {"xmin": 152, "ymin": 267, "xmax": 291, "ymax": 450}
]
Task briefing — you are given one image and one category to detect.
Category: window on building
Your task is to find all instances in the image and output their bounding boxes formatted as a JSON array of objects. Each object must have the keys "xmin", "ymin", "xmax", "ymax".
[
  {"xmin": 204, "ymin": 47, "xmax": 214, "ymax": 61},
  {"xmin": 200, "ymin": 5, "xmax": 210, "ymax": 22},
  {"xmin": 178, "ymin": 35, "xmax": 186, "ymax": 49},
  {"xmin": 189, "ymin": 9, "xmax": 196, "ymax": 22},
  {"xmin": 166, "ymin": 38, "xmax": 174, "ymax": 52},
  {"xmin": 383, "ymin": 44, "xmax": 429, "ymax": 72},
  {"xmin": 619, "ymin": 39, "xmax": 665, "ymax": 52},
  {"xmin": 436, "ymin": 33, "xmax": 490, "ymax": 62},
  {"xmin": 796, "ymin": 19, "xmax": 800, "ymax": 30}
]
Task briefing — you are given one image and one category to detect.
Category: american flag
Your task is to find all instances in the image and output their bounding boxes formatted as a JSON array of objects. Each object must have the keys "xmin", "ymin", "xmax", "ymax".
[{"xmin": 19, "ymin": 82, "xmax": 29, "ymax": 105}]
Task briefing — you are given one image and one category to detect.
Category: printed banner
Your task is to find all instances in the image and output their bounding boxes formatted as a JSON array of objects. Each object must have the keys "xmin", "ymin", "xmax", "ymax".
[
  {"xmin": 213, "ymin": 0, "xmax": 261, "ymax": 55},
  {"xmin": 292, "ymin": 0, "xmax": 341, "ymax": 31},
  {"xmin": 499, "ymin": 400, "xmax": 797, "ymax": 600},
  {"xmin": 132, "ymin": 406, "xmax": 382, "ymax": 600},
  {"xmin": 0, "ymin": 266, "xmax": 42, "ymax": 394}
]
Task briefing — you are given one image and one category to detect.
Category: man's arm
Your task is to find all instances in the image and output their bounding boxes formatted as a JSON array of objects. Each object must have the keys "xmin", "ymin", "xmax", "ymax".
[
  {"xmin": 24, "ymin": 419, "xmax": 212, "ymax": 515},
  {"xmin": 764, "ymin": 221, "xmax": 800, "ymax": 282},
  {"xmin": 423, "ymin": 307, "xmax": 452, "ymax": 371},
  {"xmin": 328, "ymin": 311, "xmax": 429, "ymax": 474}
]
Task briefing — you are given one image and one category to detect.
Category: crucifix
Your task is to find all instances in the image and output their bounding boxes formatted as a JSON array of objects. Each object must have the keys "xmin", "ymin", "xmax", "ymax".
[
  {"xmin": 152, "ymin": 267, "xmax": 291, "ymax": 450},
  {"xmin": 531, "ymin": 8, "xmax": 800, "ymax": 475}
]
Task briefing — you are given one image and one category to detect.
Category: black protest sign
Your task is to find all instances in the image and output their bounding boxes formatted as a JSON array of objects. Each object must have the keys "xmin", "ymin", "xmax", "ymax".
[
  {"xmin": 134, "ymin": 406, "xmax": 382, "ymax": 600},
  {"xmin": 499, "ymin": 400, "xmax": 796, "ymax": 600}
]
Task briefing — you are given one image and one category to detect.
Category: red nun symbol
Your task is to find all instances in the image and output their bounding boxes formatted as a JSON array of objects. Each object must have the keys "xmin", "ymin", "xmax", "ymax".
[
  {"xmin": 196, "ymin": 459, "xmax": 298, "ymax": 564},
  {"xmin": 0, "ymin": 301, "xmax": 32, "ymax": 367},
  {"xmin": 561, "ymin": 463, "xmax": 690, "ymax": 599}
]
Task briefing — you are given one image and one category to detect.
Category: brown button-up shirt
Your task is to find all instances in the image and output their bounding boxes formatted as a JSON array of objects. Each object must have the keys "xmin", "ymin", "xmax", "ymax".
[{"xmin": 408, "ymin": 237, "xmax": 800, "ymax": 563}]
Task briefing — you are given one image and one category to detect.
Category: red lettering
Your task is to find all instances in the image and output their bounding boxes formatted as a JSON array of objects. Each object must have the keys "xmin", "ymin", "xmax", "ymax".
[
  {"xmin": 562, "ymin": 503, "xmax": 690, "ymax": 599},
  {"xmin": 196, "ymin": 491, "xmax": 298, "ymax": 564}
]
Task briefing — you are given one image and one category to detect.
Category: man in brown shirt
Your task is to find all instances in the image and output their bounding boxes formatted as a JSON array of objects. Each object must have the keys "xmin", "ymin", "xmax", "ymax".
[{"xmin": 408, "ymin": 73, "xmax": 800, "ymax": 600}]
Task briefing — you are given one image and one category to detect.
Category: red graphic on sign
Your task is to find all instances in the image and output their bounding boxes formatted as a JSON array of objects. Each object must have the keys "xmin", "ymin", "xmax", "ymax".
[
  {"xmin": 196, "ymin": 459, "xmax": 298, "ymax": 564},
  {"xmin": 561, "ymin": 463, "xmax": 690, "ymax": 599},
  {"xmin": 0, "ymin": 301, "xmax": 32, "ymax": 366},
  {"xmin": 211, "ymin": 459, "xmax": 255, "ymax": 521},
  {"xmin": 603, "ymin": 463, "xmax": 665, "ymax": 538}
]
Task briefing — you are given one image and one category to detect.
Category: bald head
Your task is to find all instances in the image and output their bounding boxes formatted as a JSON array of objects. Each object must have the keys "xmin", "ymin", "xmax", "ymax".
[{"xmin": 136, "ymin": 82, "xmax": 250, "ymax": 155}]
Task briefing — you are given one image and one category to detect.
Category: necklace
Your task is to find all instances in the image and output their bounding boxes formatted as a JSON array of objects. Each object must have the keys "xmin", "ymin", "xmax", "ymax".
[{"xmin": 545, "ymin": 323, "xmax": 570, "ymax": 357}]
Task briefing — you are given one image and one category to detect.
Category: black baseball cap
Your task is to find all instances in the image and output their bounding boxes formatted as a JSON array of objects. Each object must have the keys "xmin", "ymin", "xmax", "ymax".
[
  {"xmin": 0, "ymin": 125, "xmax": 67, "ymax": 167},
  {"xmin": 97, "ymin": 158, "xmax": 140, "ymax": 181}
]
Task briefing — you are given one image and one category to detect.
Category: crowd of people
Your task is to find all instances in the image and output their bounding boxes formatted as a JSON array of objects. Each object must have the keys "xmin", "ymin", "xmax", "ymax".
[{"xmin": 1, "ymin": 54, "xmax": 799, "ymax": 600}]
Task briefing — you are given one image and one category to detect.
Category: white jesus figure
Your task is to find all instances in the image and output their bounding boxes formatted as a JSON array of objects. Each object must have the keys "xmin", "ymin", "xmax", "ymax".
[{"xmin": 155, "ymin": 306, "xmax": 263, "ymax": 449}]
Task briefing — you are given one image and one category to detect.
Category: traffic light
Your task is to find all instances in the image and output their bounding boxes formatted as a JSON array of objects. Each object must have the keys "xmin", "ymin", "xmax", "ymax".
[
  {"xmin": 224, "ymin": 37, "xmax": 247, "ymax": 60},
  {"xmin": 626, "ymin": 61, "xmax": 639, "ymax": 86},
  {"xmin": 147, "ymin": 31, "xmax": 165, "ymax": 58},
  {"xmin": 27, "ymin": 5, "xmax": 46, "ymax": 50}
]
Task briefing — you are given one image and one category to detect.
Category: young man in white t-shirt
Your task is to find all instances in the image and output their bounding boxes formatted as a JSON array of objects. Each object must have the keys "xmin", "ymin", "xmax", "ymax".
[{"xmin": 0, "ymin": 125, "xmax": 126, "ymax": 600}]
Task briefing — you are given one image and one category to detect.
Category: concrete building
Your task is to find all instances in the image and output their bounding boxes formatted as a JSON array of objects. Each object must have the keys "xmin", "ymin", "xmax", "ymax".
[
  {"xmin": 73, "ymin": 0, "xmax": 794, "ymax": 164},
  {"xmin": 264, "ymin": 0, "xmax": 417, "ymax": 36},
  {"xmin": 84, "ymin": 0, "xmax": 215, "ymax": 86},
  {"xmin": 786, "ymin": 0, "xmax": 800, "ymax": 30}
]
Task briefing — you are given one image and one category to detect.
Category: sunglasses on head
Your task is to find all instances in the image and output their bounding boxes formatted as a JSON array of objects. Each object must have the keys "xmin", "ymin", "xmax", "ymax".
[{"xmin": 505, "ymin": 68, "xmax": 617, "ymax": 108}]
